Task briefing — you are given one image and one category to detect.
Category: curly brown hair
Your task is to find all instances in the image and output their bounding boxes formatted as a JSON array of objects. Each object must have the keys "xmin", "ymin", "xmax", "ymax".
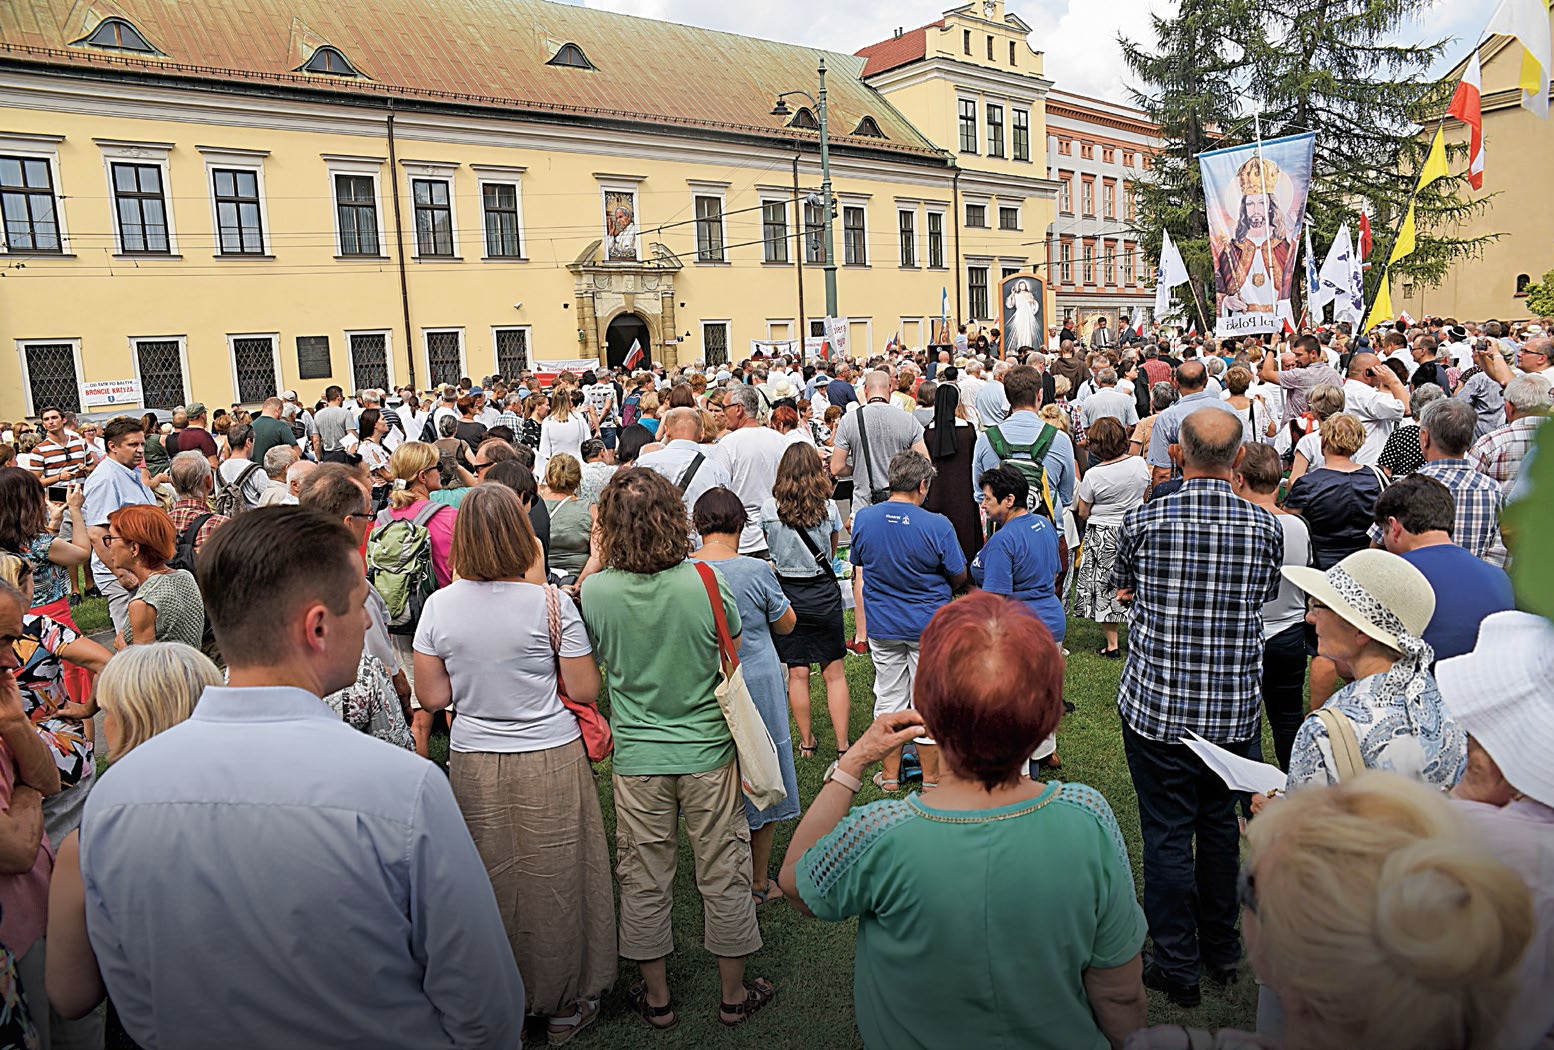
[
  {"xmin": 595, "ymin": 467, "xmax": 691, "ymax": 574},
  {"xmin": 773, "ymin": 443, "xmax": 832, "ymax": 530}
]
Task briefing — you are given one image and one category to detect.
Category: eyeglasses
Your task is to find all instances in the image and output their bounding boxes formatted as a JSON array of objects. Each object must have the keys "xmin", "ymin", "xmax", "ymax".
[
  {"xmin": 347, "ymin": 511, "xmax": 376, "ymax": 523},
  {"xmin": 103, "ymin": 533, "xmax": 122, "ymax": 546},
  {"xmin": 1236, "ymin": 864, "xmax": 1258, "ymax": 915},
  {"xmin": 1305, "ymin": 596, "xmax": 1329, "ymax": 613},
  {"xmin": 1519, "ymin": 347, "xmax": 1549, "ymax": 359},
  {"xmin": 470, "ymin": 461, "xmax": 492, "ymax": 473}
]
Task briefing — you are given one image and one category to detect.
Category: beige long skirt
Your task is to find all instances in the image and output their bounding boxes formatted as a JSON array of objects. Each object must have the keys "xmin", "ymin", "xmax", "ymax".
[{"xmin": 449, "ymin": 737, "xmax": 617, "ymax": 1016}]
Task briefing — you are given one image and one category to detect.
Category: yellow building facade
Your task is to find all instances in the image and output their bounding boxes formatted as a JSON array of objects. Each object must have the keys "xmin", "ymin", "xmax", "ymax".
[
  {"xmin": 0, "ymin": 0, "xmax": 1057, "ymax": 418},
  {"xmin": 1395, "ymin": 23, "xmax": 1554, "ymax": 322}
]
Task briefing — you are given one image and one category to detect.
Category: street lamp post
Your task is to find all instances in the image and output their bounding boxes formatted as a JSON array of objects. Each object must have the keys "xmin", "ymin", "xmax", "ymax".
[{"xmin": 772, "ymin": 60, "xmax": 838, "ymax": 320}]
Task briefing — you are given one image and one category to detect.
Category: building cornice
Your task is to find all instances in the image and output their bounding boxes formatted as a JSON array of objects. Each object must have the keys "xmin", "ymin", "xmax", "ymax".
[
  {"xmin": 1046, "ymin": 101, "xmax": 1159, "ymax": 138},
  {"xmin": 865, "ymin": 56, "xmax": 1053, "ymax": 104}
]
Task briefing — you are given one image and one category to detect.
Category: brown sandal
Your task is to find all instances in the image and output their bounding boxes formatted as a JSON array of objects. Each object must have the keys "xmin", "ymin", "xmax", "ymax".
[
  {"xmin": 718, "ymin": 977, "xmax": 777, "ymax": 1027},
  {"xmin": 629, "ymin": 982, "xmax": 678, "ymax": 1032}
]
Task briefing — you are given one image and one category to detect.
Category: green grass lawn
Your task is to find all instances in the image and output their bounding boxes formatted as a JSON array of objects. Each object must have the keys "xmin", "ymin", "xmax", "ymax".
[{"xmin": 77, "ymin": 595, "xmax": 1258, "ymax": 1046}]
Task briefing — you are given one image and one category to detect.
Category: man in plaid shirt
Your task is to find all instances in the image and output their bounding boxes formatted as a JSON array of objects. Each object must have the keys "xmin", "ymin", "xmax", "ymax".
[
  {"xmin": 166, "ymin": 452, "xmax": 229, "ymax": 556},
  {"xmin": 1369, "ymin": 398, "xmax": 1506, "ymax": 566},
  {"xmin": 1468, "ymin": 374, "xmax": 1551, "ymax": 493},
  {"xmin": 1110, "ymin": 409, "xmax": 1283, "ymax": 1006}
]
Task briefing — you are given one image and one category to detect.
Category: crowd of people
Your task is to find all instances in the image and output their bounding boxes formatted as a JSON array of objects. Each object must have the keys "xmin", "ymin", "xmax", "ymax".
[{"xmin": 0, "ymin": 309, "xmax": 1550, "ymax": 1049}]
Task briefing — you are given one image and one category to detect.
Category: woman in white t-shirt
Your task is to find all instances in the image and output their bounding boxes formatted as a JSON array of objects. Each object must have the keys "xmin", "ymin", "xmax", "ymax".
[
  {"xmin": 1070, "ymin": 416, "xmax": 1151, "ymax": 658},
  {"xmin": 537, "ymin": 388, "xmax": 592, "ymax": 476},
  {"xmin": 355, "ymin": 408, "xmax": 393, "ymax": 506},
  {"xmin": 1286, "ymin": 383, "xmax": 1346, "ymax": 487},
  {"xmin": 411, "ymin": 485, "xmax": 615, "ymax": 1041}
]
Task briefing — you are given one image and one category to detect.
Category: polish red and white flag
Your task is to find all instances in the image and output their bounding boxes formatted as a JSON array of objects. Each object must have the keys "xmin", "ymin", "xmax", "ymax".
[{"xmin": 1448, "ymin": 51, "xmax": 1485, "ymax": 191}]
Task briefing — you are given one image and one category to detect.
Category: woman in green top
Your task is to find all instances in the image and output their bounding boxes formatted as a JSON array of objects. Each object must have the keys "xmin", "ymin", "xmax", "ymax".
[
  {"xmin": 780, "ymin": 591, "xmax": 1147, "ymax": 1050},
  {"xmin": 105, "ymin": 504, "xmax": 205, "ymax": 650},
  {"xmin": 579, "ymin": 468, "xmax": 776, "ymax": 1032},
  {"xmin": 539, "ymin": 453, "xmax": 592, "ymax": 583}
]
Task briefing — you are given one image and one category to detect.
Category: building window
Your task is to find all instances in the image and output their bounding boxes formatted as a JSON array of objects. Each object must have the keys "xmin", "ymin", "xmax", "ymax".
[
  {"xmin": 695, "ymin": 195, "xmax": 725, "ymax": 262},
  {"xmin": 412, "ymin": 178, "xmax": 454, "ymax": 258},
  {"xmin": 986, "ymin": 104, "xmax": 1005, "ymax": 158},
  {"xmin": 1059, "ymin": 178, "xmax": 1072, "ymax": 213},
  {"xmin": 963, "ymin": 29, "xmax": 972, "ymax": 54},
  {"xmin": 1082, "ymin": 243, "xmax": 1095, "ymax": 285},
  {"xmin": 842, "ymin": 205, "xmax": 867, "ymax": 266},
  {"xmin": 788, "ymin": 107, "xmax": 819, "ymax": 130},
  {"xmin": 1126, "ymin": 181, "xmax": 1136, "ymax": 221},
  {"xmin": 1081, "ymin": 142, "xmax": 1095, "ymax": 160},
  {"xmin": 1012, "ymin": 109, "xmax": 1030, "ymax": 162},
  {"xmin": 20, "ymin": 341, "xmax": 79, "ymax": 414},
  {"xmin": 494, "ymin": 327, "xmax": 529, "ymax": 377},
  {"xmin": 1059, "ymin": 241, "xmax": 1072, "ymax": 284},
  {"xmin": 1010, "ymin": 41, "xmax": 1017, "ymax": 65},
  {"xmin": 111, "ymin": 163, "xmax": 170, "ymax": 254},
  {"xmin": 959, "ymin": 100, "xmax": 978, "ymax": 154},
  {"xmin": 0, "ymin": 156, "xmax": 61, "ymax": 252},
  {"xmin": 1058, "ymin": 138, "xmax": 1071, "ymax": 155},
  {"xmin": 986, "ymin": 35, "xmax": 994, "ymax": 60},
  {"xmin": 134, "ymin": 338, "xmax": 186, "ymax": 410},
  {"xmin": 968, "ymin": 266, "xmax": 989, "ymax": 320},
  {"xmin": 998, "ymin": 206, "xmax": 1020, "ymax": 230},
  {"xmin": 1104, "ymin": 246, "xmax": 1117, "ymax": 285},
  {"xmin": 1517, "ymin": 273, "xmax": 1531, "ymax": 295},
  {"xmin": 347, "ymin": 332, "xmax": 390, "ymax": 391},
  {"xmin": 424, "ymin": 330, "xmax": 464, "ymax": 387},
  {"xmin": 1082, "ymin": 180, "xmax": 1095, "ymax": 216},
  {"xmin": 547, "ymin": 43, "xmax": 594, "ymax": 69},
  {"xmin": 1124, "ymin": 245, "xmax": 1137, "ymax": 285},
  {"xmin": 761, "ymin": 200, "xmax": 788, "ymax": 263},
  {"xmin": 334, "ymin": 174, "xmax": 380, "ymax": 256},
  {"xmin": 965, "ymin": 202, "xmax": 987, "ymax": 228},
  {"xmin": 1123, "ymin": 151, "xmax": 1136, "ymax": 167},
  {"xmin": 76, "ymin": 18, "xmax": 156, "ymax": 53},
  {"xmin": 1103, "ymin": 181, "xmax": 1116, "ymax": 219},
  {"xmin": 803, "ymin": 200, "xmax": 824, "ymax": 263},
  {"xmin": 1002, "ymin": 266, "xmax": 1021, "ymax": 280},
  {"xmin": 301, "ymin": 47, "xmax": 362, "ymax": 77},
  {"xmin": 927, "ymin": 211, "xmax": 945, "ymax": 268},
  {"xmin": 703, "ymin": 321, "xmax": 730, "ymax": 366},
  {"xmin": 853, "ymin": 116, "xmax": 887, "ymax": 139},
  {"xmin": 481, "ymin": 182, "xmax": 523, "ymax": 258},
  {"xmin": 231, "ymin": 335, "xmax": 280, "ymax": 403},
  {"xmin": 1103, "ymin": 146, "xmax": 1115, "ymax": 163},
  {"xmin": 898, "ymin": 209, "xmax": 916, "ymax": 267},
  {"xmin": 212, "ymin": 168, "xmax": 264, "ymax": 255}
]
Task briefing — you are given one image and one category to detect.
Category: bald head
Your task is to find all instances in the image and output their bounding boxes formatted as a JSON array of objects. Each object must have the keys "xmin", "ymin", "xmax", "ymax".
[
  {"xmin": 1176, "ymin": 359, "xmax": 1207, "ymax": 392},
  {"xmin": 1180, "ymin": 408, "xmax": 1244, "ymax": 475},
  {"xmin": 662, "ymin": 406, "xmax": 702, "ymax": 442},
  {"xmin": 863, "ymin": 370, "xmax": 893, "ymax": 397},
  {"xmin": 1348, "ymin": 352, "xmax": 1379, "ymax": 380}
]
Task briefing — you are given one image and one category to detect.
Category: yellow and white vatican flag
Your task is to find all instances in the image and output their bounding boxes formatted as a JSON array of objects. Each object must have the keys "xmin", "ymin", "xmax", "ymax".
[{"xmin": 1487, "ymin": 0, "xmax": 1553, "ymax": 118}]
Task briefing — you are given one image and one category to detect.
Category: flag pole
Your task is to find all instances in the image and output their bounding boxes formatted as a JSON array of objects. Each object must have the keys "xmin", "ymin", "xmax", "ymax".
[
  {"xmin": 1253, "ymin": 111, "xmax": 1282, "ymax": 333},
  {"xmin": 1185, "ymin": 274, "xmax": 1212, "ymax": 338}
]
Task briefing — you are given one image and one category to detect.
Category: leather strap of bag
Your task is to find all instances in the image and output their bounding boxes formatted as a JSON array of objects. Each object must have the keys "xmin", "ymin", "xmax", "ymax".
[
  {"xmin": 544, "ymin": 583, "xmax": 563, "ymax": 655},
  {"xmin": 855, "ymin": 404, "xmax": 882, "ymax": 500},
  {"xmin": 793, "ymin": 524, "xmax": 836, "ymax": 578},
  {"xmin": 694, "ymin": 561, "xmax": 739, "ymax": 673},
  {"xmin": 1315, "ymin": 707, "xmax": 1364, "ymax": 783}
]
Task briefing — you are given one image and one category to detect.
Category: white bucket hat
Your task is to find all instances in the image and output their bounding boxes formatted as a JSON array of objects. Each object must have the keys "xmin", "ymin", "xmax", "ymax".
[
  {"xmin": 1282, "ymin": 548, "xmax": 1435, "ymax": 653},
  {"xmin": 1436, "ymin": 611, "xmax": 1554, "ymax": 808}
]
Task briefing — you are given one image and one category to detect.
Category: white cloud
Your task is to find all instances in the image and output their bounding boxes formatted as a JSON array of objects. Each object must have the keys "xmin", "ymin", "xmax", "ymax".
[{"xmin": 572, "ymin": 0, "xmax": 1485, "ymax": 104}]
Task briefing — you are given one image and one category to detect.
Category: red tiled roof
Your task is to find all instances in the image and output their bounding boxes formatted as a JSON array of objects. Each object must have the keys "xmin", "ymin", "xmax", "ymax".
[
  {"xmin": 0, "ymin": 0, "xmax": 943, "ymax": 156},
  {"xmin": 854, "ymin": 21, "xmax": 941, "ymax": 78}
]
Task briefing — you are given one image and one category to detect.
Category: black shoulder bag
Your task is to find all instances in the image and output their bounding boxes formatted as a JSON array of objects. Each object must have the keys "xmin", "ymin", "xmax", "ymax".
[{"xmin": 855, "ymin": 405, "xmax": 889, "ymax": 505}]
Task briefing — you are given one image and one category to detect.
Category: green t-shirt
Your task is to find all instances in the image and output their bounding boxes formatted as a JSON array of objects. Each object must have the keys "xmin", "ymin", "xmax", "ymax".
[
  {"xmin": 429, "ymin": 487, "xmax": 471, "ymax": 508},
  {"xmin": 796, "ymin": 782, "xmax": 1146, "ymax": 1050},
  {"xmin": 249, "ymin": 415, "xmax": 297, "ymax": 466},
  {"xmin": 580, "ymin": 561, "xmax": 740, "ymax": 776}
]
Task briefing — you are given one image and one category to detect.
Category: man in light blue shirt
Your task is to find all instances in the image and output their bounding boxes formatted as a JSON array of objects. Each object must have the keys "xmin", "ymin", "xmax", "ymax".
[
  {"xmin": 637, "ymin": 407, "xmax": 733, "ymax": 515},
  {"xmin": 78, "ymin": 507, "xmax": 524, "ymax": 1050},
  {"xmin": 1146, "ymin": 360, "xmax": 1240, "ymax": 487},
  {"xmin": 80, "ymin": 416, "xmax": 157, "ymax": 633},
  {"xmin": 971, "ymin": 364, "xmax": 1076, "ymax": 518},
  {"xmin": 974, "ymin": 361, "xmax": 1012, "ymax": 428}
]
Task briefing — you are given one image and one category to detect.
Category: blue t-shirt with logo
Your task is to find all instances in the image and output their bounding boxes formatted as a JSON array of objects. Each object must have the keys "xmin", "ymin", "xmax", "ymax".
[
  {"xmin": 1401, "ymin": 543, "xmax": 1514, "ymax": 663},
  {"xmin": 971, "ymin": 513, "xmax": 1066, "ymax": 641},
  {"xmin": 848, "ymin": 502, "xmax": 965, "ymax": 641}
]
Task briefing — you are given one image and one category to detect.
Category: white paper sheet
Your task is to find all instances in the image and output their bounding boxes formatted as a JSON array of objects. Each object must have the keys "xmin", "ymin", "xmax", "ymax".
[{"xmin": 1181, "ymin": 731, "xmax": 1289, "ymax": 795}]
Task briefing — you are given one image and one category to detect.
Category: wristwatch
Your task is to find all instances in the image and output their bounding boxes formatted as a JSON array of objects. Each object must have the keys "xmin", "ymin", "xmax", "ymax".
[{"xmin": 822, "ymin": 761, "xmax": 863, "ymax": 794}]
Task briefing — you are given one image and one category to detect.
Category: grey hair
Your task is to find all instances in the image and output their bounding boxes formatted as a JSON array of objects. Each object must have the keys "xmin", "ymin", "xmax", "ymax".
[
  {"xmin": 1097, "ymin": 368, "xmax": 1119, "ymax": 387},
  {"xmin": 725, "ymin": 384, "xmax": 765, "ymax": 420},
  {"xmin": 887, "ymin": 449, "xmax": 937, "ymax": 493},
  {"xmin": 170, "ymin": 450, "xmax": 213, "ymax": 498},
  {"xmin": 263, "ymin": 444, "xmax": 297, "ymax": 478},
  {"xmin": 1206, "ymin": 356, "xmax": 1226, "ymax": 377},
  {"xmin": 1420, "ymin": 397, "xmax": 1478, "ymax": 456},
  {"xmin": 1409, "ymin": 383, "xmax": 1444, "ymax": 421},
  {"xmin": 1151, "ymin": 381, "xmax": 1179, "ymax": 412},
  {"xmin": 438, "ymin": 415, "xmax": 459, "ymax": 437},
  {"xmin": 1505, "ymin": 374, "xmax": 1553, "ymax": 414}
]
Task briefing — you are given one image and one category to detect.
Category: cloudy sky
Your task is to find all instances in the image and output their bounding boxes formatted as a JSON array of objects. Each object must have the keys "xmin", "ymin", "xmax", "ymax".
[{"xmin": 570, "ymin": 0, "xmax": 1487, "ymax": 105}]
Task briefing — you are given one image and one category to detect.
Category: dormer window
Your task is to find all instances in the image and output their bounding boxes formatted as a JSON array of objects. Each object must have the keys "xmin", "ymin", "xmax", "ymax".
[
  {"xmin": 300, "ymin": 46, "xmax": 362, "ymax": 77},
  {"xmin": 788, "ymin": 107, "xmax": 819, "ymax": 130},
  {"xmin": 853, "ymin": 116, "xmax": 886, "ymax": 139},
  {"xmin": 74, "ymin": 18, "xmax": 157, "ymax": 54},
  {"xmin": 547, "ymin": 43, "xmax": 595, "ymax": 69}
]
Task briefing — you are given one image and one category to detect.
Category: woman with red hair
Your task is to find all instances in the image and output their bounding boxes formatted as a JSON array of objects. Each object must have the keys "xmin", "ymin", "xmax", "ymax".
[
  {"xmin": 779, "ymin": 592, "xmax": 1147, "ymax": 1050},
  {"xmin": 104, "ymin": 504, "xmax": 205, "ymax": 649}
]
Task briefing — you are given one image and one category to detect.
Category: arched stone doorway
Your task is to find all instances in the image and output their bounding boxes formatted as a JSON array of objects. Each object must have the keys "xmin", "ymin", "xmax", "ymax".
[{"xmin": 605, "ymin": 313, "xmax": 651, "ymax": 370}]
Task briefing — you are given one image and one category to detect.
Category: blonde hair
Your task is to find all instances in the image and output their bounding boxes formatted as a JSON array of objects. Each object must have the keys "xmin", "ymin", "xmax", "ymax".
[
  {"xmin": 0, "ymin": 552, "xmax": 28, "ymax": 589},
  {"xmin": 387, "ymin": 441, "xmax": 439, "ymax": 508},
  {"xmin": 698, "ymin": 409, "xmax": 719, "ymax": 443},
  {"xmin": 549, "ymin": 389, "xmax": 573, "ymax": 423},
  {"xmin": 1052, "ymin": 375, "xmax": 1072, "ymax": 398},
  {"xmin": 544, "ymin": 453, "xmax": 582, "ymax": 495},
  {"xmin": 96, "ymin": 642, "xmax": 221, "ymax": 760},
  {"xmin": 1319, "ymin": 412, "xmax": 1367, "ymax": 458},
  {"xmin": 1246, "ymin": 773, "xmax": 1531, "ymax": 1050},
  {"xmin": 1308, "ymin": 383, "xmax": 1346, "ymax": 420},
  {"xmin": 638, "ymin": 391, "xmax": 660, "ymax": 417},
  {"xmin": 1038, "ymin": 404, "xmax": 1070, "ymax": 434}
]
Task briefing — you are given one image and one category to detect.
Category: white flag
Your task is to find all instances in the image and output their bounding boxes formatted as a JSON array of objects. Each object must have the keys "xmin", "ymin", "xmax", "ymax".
[
  {"xmin": 1304, "ymin": 224, "xmax": 1324, "ymax": 326},
  {"xmin": 1319, "ymin": 224, "xmax": 1363, "ymax": 325},
  {"xmin": 1154, "ymin": 228, "xmax": 1189, "ymax": 318}
]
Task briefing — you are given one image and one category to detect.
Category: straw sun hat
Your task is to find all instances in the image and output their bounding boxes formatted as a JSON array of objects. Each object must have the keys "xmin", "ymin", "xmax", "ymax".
[{"xmin": 1282, "ymin": 548, "xmax": 1435, "ymax": 655}]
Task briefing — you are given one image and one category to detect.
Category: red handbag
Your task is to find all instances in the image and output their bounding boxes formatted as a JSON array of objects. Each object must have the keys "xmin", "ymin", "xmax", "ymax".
[{"xmin": 546, "ymin": 584, "xmax": 613, "ymax": 762}]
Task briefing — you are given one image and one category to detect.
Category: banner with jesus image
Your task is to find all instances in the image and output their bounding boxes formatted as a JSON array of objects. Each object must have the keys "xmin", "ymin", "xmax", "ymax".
[{"xmin": 1198, "ymin": 132, "xmax": 1315, "ymax": 337}]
